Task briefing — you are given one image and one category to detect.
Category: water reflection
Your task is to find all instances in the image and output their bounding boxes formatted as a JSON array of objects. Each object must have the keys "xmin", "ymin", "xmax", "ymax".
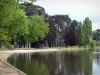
[
  {"xmin": 8, "ymin": 50, "xmax": 96, "ymax": 75},
  {"xmin": 93, "ymin": 52, "xmax": 100, "ymax": 75}
]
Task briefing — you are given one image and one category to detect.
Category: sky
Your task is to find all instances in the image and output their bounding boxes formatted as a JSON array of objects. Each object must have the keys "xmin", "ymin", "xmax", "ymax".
[{"xmin": 33, "ymin": 0, "xmax": 100, "ymax": 30}]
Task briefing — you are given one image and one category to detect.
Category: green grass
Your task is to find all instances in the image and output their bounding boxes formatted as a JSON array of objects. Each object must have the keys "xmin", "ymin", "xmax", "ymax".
[
  {"xmin": 10, "ymin": 46, "xmax": 97, "ymax": 52},
  {"xmin": 58, "ymin": 46, "xmax": 91, "ymax": 52},
  {"xmin": 0, "ymin": 48, "xmax": 9, "ymax": 51},
  {"xmin": 94, "ymin": 46, "xmax": 100, "ymax": 48}
]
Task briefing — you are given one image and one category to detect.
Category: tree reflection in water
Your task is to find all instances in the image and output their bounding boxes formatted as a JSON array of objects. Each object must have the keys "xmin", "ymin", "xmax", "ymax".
[
  {"xmin": 8, "ymin": 51, "xmax": 93, "ymax": 75},
  {"xmin": 24, "ymin": 60, "xmax": 49, "ymax": 75}
]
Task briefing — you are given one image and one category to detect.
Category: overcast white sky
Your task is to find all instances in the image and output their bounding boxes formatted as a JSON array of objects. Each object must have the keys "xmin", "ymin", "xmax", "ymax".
[{"xmin": 34, "ymin": 0, "xmax": 100, "ymax": 30}]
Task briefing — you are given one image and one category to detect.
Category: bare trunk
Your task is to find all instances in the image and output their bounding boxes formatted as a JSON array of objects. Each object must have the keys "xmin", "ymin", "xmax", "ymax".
[
  {"xmin": 22, "ymin": 45, "xmax": 24, "ymax": 48},
  {"xmin": 25, "ymin": 45, "xmax": 27, "ymax": 48},
  {"xmin": 27, "ymin": 41, "xmax": 28, "ymax": 48},
  {"xmin": 17, "ymin": 44, "xmax": 19, "ymax": 48},
  {"xmin": 14, "ymin": 34, "xmax": 16, "ymax": 48},
  {"xmin": 29, "ymin": 42, "xmax": 31, "ymax": 48}
]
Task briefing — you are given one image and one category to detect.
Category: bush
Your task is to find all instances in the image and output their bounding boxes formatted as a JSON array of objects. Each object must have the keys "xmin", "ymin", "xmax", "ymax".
[
  {"xmin": 90, "ymin": 40, "xmax": 96, "ymax": 48},
  {"xmin": 96, "ymin": 41, "xmax": 100, "ymax": 46}
]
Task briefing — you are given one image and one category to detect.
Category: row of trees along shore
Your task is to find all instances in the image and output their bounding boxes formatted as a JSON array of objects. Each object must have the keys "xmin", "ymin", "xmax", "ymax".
[
  {"xmin": 77, "ymin": 17, "xmax": 95, "ymax": 47},
  {"xmin": 0, "ymin": 0, "xmax": 96, "ymax": 48},
  {"xmin": 0, "ymin": 0, "xmax": 49, "ymax": 48}
]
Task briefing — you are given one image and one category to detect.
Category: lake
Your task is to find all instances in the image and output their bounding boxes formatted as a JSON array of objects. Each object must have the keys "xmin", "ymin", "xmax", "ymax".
[{"xmin": 7, "ymin": 50, "xmax": 100, "ymax": 75}]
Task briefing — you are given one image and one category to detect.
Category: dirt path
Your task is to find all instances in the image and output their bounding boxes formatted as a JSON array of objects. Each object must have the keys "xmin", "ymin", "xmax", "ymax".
[{"xmin": 0, "ymin": 52, "xmax": 26, "ymax": 75}]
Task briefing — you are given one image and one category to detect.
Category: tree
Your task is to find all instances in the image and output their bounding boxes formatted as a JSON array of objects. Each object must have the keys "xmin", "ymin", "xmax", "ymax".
[
  {"xmin": 22, "ymin": 2, "xmax": 45, "ymax": 17},
  {"xmin": 0, "ymin": 0, "xmax": 29, "ymax": 47},
  {"xmin": 0, "ymin": 0, "xmax": 17, "ymax": 27},
  {"xmin": 51, "ymin": 15, "xmax": 72, "ymax": 47},
  {"xmin": 9, "ymin": 9, "xmax": 28, "ymax": 35},
  {"xmin": 0, "ymin": 0, "xmax": 18, "ymax": 46},
  {"xmin": 77, "ymin": 17, "xmax": 93, "ymax": 47},
  {"xmin": 93, "ymin": 29, "xmax": 100, "ymax": 41},
  {"xmin": 83, "ymin": 17, "xmax": 92, "ymax": 46},
  {"xmin": 93, "ymin": 29, "xmax": 100, "ymax": 46},
  {"xmin": 9, "ymin": 9, "xmax": 28, "ymax": 47},
  {"xmin": 77, "ymin": 22, "xmax": 85, "ymax": 46},
  {"xmin": 27, "ymin": 15, "xmax": 49, "ymax": 48},
  {"xmin": 89, "ymin": 37, "xmax": 96, "ymax": 48},
  {"xmin": 68, "ymin": 20, "xmax": 78, "ymax": 46},
  {"xmin": 0, "ymin": 28, "xmax": 10, "ymax": 46}
]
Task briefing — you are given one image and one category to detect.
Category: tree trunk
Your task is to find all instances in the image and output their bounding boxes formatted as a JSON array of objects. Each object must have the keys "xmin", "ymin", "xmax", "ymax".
[
  {"xmin": 25, "ymin": 41, "xmax": 28, "ymax": 48},
  {"xmin": 25, "ymin": 45, "xmax": 27, "ymax": 48},
  {"xmin": 29, "ymin": 42, "xmax": 31, "ymax": 48},
  {"xmin": 27, "ymin": 41, "xmax": 28, "ymax": 48},
  {"xmin": 14, "ymin": 34, "xmax": 16, "ymax": 48},
  {"xmin": 17, "ymin": 44, "xmax": 19, "ymax": 48}
]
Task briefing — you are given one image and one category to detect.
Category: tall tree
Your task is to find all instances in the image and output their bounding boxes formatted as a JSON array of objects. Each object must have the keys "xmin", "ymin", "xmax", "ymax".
[
  {"xmin": 0, "ymin": 0, "xmax": 16, "ymax": 27},
  {"xmin": 0, "ymin": 0, "xmax": 18, "ymax": 46},
  {"xmin": 9, "ymin": 9, "xmax": 28, "ymax": 47},
  {"xmin": 27, "ymin": 15, "xmax": 49, "ymax": 48},
  {"xmin": 83, "ymin": 17, "xmax": 92, "ymax": 46},
  {"xmin": 69, "ymin": 20, "xmax": 78, "ymax": 46},
  {"xmin": 9, "ymin": 9, "xmax": 28, "ymax": 35},
  {"xmin": 77, "ymin": 22, "xmax": 85, "ymax": 46}
]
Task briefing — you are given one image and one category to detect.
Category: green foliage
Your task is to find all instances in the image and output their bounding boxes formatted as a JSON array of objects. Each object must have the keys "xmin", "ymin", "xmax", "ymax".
[
  {"xmin": 93, "ymin": 29, "xmax": 100, "ymax": 40},
  {"xmin": 83, "ymin": 17, "xmax": 92, "ymax": 45},
  {"xmin": 93, "ymin": 29, "xmax": 100, "ymax": 46},
  {"xmin": 77, "ymin": 22, "xmax": 85, "ymax": 46},
  {"xmin": 0, "ymin": 28, "xmax": 10, "ymax": 46},
  {"xmin": 9, "ymin": 9, "xmax": 28, "ymax": 35},
  {"xmin": 0, "ymin": 0, "xmax": 28, "ymax": 47},
  {"xmin": 96, "ymin": 41, "xmax": 100, "ymax": 46},
  {"xmin": 0, "ymin": 0, "xmax": 94, "ymax": 48},
  {"xmin": 0, "ymin": 0, "xmax": 18, "ymax": 46},
  {"xmin": 90, "ymin": 40, "xmax": 96, "ymax": 48},
  {"xmin": 0, "ymin": 0, "xmax": 16, "ymax": 27},
  {"xmin": 77, "ymin": 17, "xmax": 93, "ymax": 47},
  {"xmin": 0, "ymin": 0, "xmax": 49, "ymax": 47},
  {"xmin": 89, "ymin": 37, "xmax": 96, "ymax": 48},
  {"xmin": 24, "ymin": 60, "xmax": 49, "ymax": 75},
  {"xmin": 27, "ymin": 15, "xmax": 49, "ymax": 43}
]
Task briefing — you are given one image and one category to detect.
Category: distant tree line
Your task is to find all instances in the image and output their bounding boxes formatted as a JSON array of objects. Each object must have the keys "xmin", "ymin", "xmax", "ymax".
[
  {"xmin": 22, "ymin": 1, "xmax": 95, "ymax": 48},
  {"xmin": 93, "ymin": 29, "xmax": 100, "ymax": 46},
  {"xmin": 0, "ymin": 0, "xmax": 97, "ymax": 48}
]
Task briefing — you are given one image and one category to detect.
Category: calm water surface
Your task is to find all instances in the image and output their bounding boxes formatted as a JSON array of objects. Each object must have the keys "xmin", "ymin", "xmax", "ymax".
[{"xmin": 8, "ymin": 50, "xmax": 100, "ymax": 75}]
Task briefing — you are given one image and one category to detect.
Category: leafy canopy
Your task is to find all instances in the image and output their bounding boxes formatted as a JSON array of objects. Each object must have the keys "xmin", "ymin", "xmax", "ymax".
[{"xmin": 27, "ymin": 15, "xmax": 49, "ymax": 42}]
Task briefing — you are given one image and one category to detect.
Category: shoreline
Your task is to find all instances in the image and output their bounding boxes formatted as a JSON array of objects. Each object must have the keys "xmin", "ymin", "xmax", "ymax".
[
  {"xmin": 0, "ymin": 47, "xmax": 99, "ymax": 75},
  {"xmin": 0, "ymin": 48, "xmax": 60, "ymax": 75},
  {"xmin": 0, "ymin": 52, "xmax": 26, "ymax": 75}
]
